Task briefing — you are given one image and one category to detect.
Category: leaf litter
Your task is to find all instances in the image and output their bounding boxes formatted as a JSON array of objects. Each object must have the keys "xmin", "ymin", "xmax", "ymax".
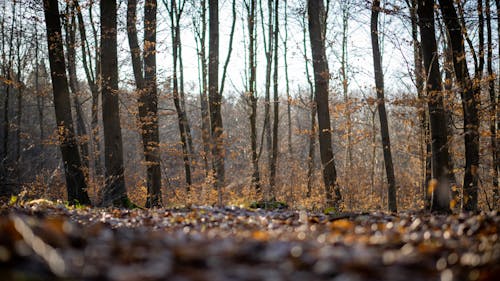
[{"xmin": 0, "ymin": 203, "xmax": 499, "ymax": 281}]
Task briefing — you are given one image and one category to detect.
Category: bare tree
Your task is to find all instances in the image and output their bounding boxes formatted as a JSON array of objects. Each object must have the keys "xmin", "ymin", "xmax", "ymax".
[
  {"xmin": 417, "ymin": 0, "xmax": 452, "ymax": 213},
  {"xmin": 43, "ymin": 0, "xmax": 91, "ymax": 205},
  {"xmin": 307, "ymin": 0, "xmax": 341, "ymax": 209},
  {"xmin": 269, "ymin": 0, "xmax": 279, "ymax": 195},
  {"xmin": 127, "ymin": 0, "xmax": 162, "ymax": 207},
  {"xmin": 209, "ymin": 0, "xmax": 224, "ymax": 202},
  {"xmin": 371, "ymin": 0, "xmax": 397, "ymax": 212},
  {"xmin": 244, "ymin": 0, "xmax": 261, "ymax": 194},
  {"xmin": 438, "ymin": 0, "xmax": 480, "ymax": 211},
  {"xmin": 100, "ymin": 0, "xmax": 129, "ymax": 207}
]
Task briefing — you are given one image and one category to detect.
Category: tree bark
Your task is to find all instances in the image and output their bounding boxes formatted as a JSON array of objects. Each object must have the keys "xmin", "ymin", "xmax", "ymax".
[
  {"xmin": 417, "ymin": 0, "xmax": 452, "ymax": 213},
  {"xmin": 74, "ymin": 0, "xmax": 102, "ymax": 178},
  {"xmin": 245, "ymin": 0, "xmax": 261, "ymax": 194},
  {"xmin": 307, "ymin": 0, "xmax": 341, "ymax": 209},
  {"xmin": 209, "ymin": 0, "xmax": 224, "ymax": 202},
  {"xmin": 168, "ymin": 0, "xmax": 192, "ymax": 189},
  {"xmin": 100, "ymin": 0, "xmax": 129, "ymax": 207},
  {"xmin": 43, "ymin": 0, "xmax": 91, "ymax": 205},
  {"xmin": 269, "ymin": 0, "xmax": 279, "ymax": 195},
  {"xmin": 486, "ymin": 0, "xmax": 498, "ymax": 208},
  {"xmin": 64, "ymin": 1, "xmax": 90, "ymax": 172},
  {"xmin": 142, "ymin": 0, "xmax": 162, "ymax": 206},
  {"xmin": 371, "ymin": 0, "xmax": 397, "ymax": 212},
  {"xmin": 438, "ymin": 0, "xmax": 480, "ymax": 211}
]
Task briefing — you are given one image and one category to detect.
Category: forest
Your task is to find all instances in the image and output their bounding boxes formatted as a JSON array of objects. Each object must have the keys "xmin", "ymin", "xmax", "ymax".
[{"xmin": 0, "ymin": 0, "xmax": 499, "ymax": 280}]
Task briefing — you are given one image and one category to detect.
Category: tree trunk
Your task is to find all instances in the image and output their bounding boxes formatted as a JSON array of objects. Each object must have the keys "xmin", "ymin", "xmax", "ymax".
[
  {"xmin": 194, "ymin": 0, "xmax": 211, "ymax": 177},
  {"xmin": 269, "ymin": 0, "xmax": 279, "ymax": 195},
  {"xmin": 246, "ymin": 0, "xmax": 261, "ymax": 194},
  {"xmin": 341, "ymin": 1, "xmax": 352, "ymax": 172},
  {"xmin": 100, "ymin": 0, "xmax": 129, "ymax": 207},
  {"xmin": 371, "ymin": 0, "xmax": 397, "ymax": 212},
  {"xmin": 307, "ymin": 0, "xmax": 341, "ymax": 209},
  {"xmin": 75, "ymin": 0, "xmax": 102, "ymax": 178},
  {"xmin": 43, "ymin": 0, "xmax": 91, "ymax": 205},
  {"xmin": 142, "ymin": 0, "xmax": 162, "ymax": 207},
  {"xmin": 283, "ymin": 0, "xmax": 292, "ymax": 156},
  {"xmin": 64, "ymin": 1, "xmax": 90, "ymax": 172},
  {"xmin": 260, "ymin": 0, "xmax": 272, "ymax": 188},
  {"xmin": 417, "ymin": 0, "xmax": 452, "ymax": 213},
  {"xmin": 438, "ymin": 0, "xmax": 480, "ymax": 211},
  {"xmin": 209, "ymin": 0, "xmax": 224, "ymax": 202},
  {"xmin": 302, "ymin": 10, "xmax": 316, "ymax": 198},
  {"xmin": 168, "ymin": 0, "xmax": 192, "ymax": 189},
  {"xmin": 486, "ymin": 0, "xmax": 498, "ymax": 208}
]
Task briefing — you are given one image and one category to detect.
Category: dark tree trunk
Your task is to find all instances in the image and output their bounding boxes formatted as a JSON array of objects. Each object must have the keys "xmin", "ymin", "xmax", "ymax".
[
  {"xmin": 417, "ymin": 0, "xmax": 452, "ymax": 213},
  {"xmin": 371, "ymin": 0, "xmax": 397, "ymax": 212},
  {"xmin": 246, "ymin": 0, "xmax": 261, "ymax": 194},
  {"xmin": 261, "ymin": 0, "xmax": 273, "ymax": 189},
  {"xmin": 168, "ymin": 0, "xmax": 192, "ymax": 189},
  {"xmin": 43, "ymin": 0, "xmax": 91, "ymax": 205},
  {"xmin": 209, "ymin": 0, "xmax": 224, "ymax": 201},
  {"xmin": 127, "ymin": 0, "xmax": 164, "ymax": 204},
  {"xmin": 269, "ymin": 0, "xmax": 279, "ymax": 195},
  {"xmin": 64, "ymin": 1, "xmax": 90, "ymax": 172},
  {"xmin": 486, "ymin": 0, "xmax": 498, "ymax": 208},
  {"xmin": 438, "ymin": 0, "xmax": 480, "ymax": 211},
  {"xmin": 307, "ymin": 0, "xmax": 341, "ymax": 209},
  {"xmin": 407, "ymin": 0, "xmax": 432, "ymax": 202},
  {"xmin": 195, "ymin": 0, "xmax": 211, "ymax": 177},
  {"xmin": 100, "ymin": 0, "xmax": 129, "ymax": 207},
  {"xmin": 75, "ymin": 0, "xmax": 102, "ymax": 178},
  {"xmin": 302, "ymin": 10, "xmax": 316, "ymax": 198}
]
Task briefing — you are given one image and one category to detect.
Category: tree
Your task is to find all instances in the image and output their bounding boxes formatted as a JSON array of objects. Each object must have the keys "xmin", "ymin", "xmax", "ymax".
[
  {"xmin": 438, "ymin": 0, "xmax": 480, "ymax": 211},
  {"xmin": 42, "ymin": 0, "xmax": 90, "ymax": 205},
  {"xmin": 165, "ymin": 0, "xmax": 193, "ymax": 189},
  {"xmin": 244, "ymin": 0, "xmax": 261, "ymax": 194},
  {"xmin": 209, "ymin": 0, "xmax": 224, "ymax": 202},
  {"xmin": 417, "ymin": 0, "xmax": 452, "ymax": 213},
  {"xmin": 371, "ymin": 0, "xmax": 397, "ymax": 212},
  {"xmin": 63, "ymin": 1, "xmax": 90, "ymax": 172},
  {"xmin": 269, "ymin": 0, "xmax": 279, "ymax": 195},
  {"xmin": 307, "ymin": 0, "xmax": 341, "ymax": 209},
  {"xmin": 100, "ymin": 0, "xmax": 129, "ymax": 207},
  {"xmin": 74, "ymin": 0, "xmax": 102, "ymax": 178},
  {"xmin": 127, "ymin": 0, "xmax": 162, "ymax": 207}
]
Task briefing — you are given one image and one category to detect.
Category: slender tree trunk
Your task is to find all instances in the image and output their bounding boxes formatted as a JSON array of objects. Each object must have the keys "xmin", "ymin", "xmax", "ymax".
[
  {"xmin": 142, "ymin": 0, "xmax": 162, "ymax": 206},
  {"xmin": 495, "ymin": 0, "xmax": 500, "ymax": 209},
  {"xmin": 407, "ymin": 0, "xmax": 431, "ymax": 201},
  {"xmin": 194, "ymin": 0, "xmax": 211, "ymax": 177},
  {"xmin": 302, "ymin": 10, "xmax": 316, "ymax": 198},
  {"xmin": 341, "ymin": 1, "xmax": 352, "ymax": 172},
  {"xmin": 168, "ymin": 0, "xmax": 192, "ymax": 189},
  {"xmin": 100, "ymin": 0, "xmax": 129, "ymax": 207},
  {"xmin": 307, "ymin": 0, "xmax": 341, "ymax": 209},
  {"xmin": 65, "ymin": 2, "xmax": 90, "ymax": 171},
  {"xmin": 418, "ymin": 0, "xmax": 453, "ymax": 213},
  {"xmin": 75, "ymin": 0, "xmax": 102, "ymax": 177},
  {"xmin": 269, "ymin": 0, "xmax": 279, "ymax": 195},
  {"xmin": 260, "ymin": 0, "xmax": 273, "ymax": 186},
  {"xmin": 486, "ymin": 0, "xmax": 498, "ymax": 208},
  {"xmin": 371, "ymin": 0, "xmax": 397, "ymax": 212},
  {"xmin": 246, "ymin": 0, "xmax": 261, "ymax": 194},
  {"xmin": 209, "ymin": 0, "xmax": 224, "ymax": 202},
  {"xmin": 439, "ymin": 0, "xmax": 480, "ymax": 211},
  {"xmin": 43, "ymin": 0, "xmax": 91, "ymax": 205},
  {"xmin": 283, "ymin": 0, "xmax": 292, "ymax": 156}
]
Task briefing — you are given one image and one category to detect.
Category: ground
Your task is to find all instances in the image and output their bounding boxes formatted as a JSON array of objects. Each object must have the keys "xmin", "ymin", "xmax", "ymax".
[{"xmin": 0, "ymin": 201, "xmax": 499, "ymax": 281}]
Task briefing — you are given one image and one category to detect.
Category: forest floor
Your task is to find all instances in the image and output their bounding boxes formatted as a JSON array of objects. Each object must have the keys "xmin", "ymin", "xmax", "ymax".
[{"xmin": 0, "ymin": 201, "xmax": 499, "ymax": 281}]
